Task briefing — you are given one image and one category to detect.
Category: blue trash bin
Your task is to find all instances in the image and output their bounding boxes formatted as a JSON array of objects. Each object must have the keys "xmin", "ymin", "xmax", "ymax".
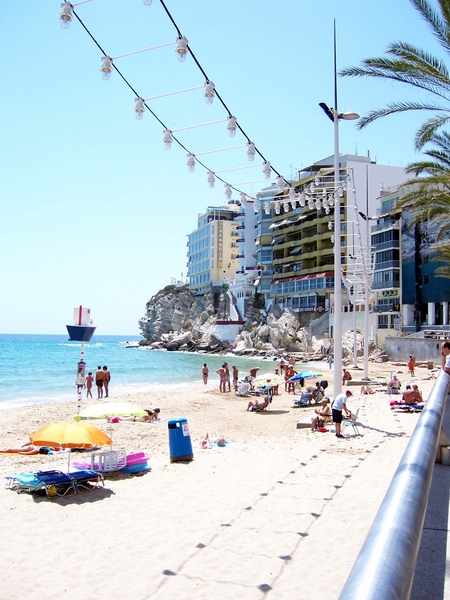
[{"xmin": 168, "ymin": 418, "xmax": 194, "ymax": 462}]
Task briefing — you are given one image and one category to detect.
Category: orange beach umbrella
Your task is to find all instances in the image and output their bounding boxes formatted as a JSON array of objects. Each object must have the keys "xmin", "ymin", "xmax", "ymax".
[{"xmin": 30, "ymin": 422, "xmax": 112, "ymax": 449}]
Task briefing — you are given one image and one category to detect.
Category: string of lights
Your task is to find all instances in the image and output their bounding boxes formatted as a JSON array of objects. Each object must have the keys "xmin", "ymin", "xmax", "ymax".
[{"xmin": 58, "ymin": 0, "xmax": 291, "ymax": 205}]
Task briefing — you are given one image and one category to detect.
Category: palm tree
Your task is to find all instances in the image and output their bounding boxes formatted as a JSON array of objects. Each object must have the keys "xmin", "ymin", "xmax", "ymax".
[{"xmin": 341, "ymin": 0, "xmax": 450, "ymax": 150}]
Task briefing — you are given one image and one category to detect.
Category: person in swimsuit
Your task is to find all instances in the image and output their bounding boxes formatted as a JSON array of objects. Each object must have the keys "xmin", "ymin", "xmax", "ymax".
[
  {"xmin": 85, "ymin": 372, "xmax": 94, "ymax": 398},
  {"xmin": 95, "ymin": 366, "xmax": 105, "ymax": 398},
  {"xmin": 202, "ymin": 363, "xmax": 209, "ymax": 384},
  {"xmin": 103, "ymin": 365, "xmax": 111, "ymax": 398},
  {"xmin": 216, "ymin": 366, "xmax": 227, "ymax": 392}
]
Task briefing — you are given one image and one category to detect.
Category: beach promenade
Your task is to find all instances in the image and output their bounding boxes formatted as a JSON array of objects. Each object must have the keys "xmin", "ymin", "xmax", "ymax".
[{"xmin": 0, "ymin": 362, "xmax": 441, "ymax": 599}]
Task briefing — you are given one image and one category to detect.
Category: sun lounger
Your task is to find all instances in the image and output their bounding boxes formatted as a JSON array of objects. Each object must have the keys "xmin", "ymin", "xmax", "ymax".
[{"xmin": 5, "ymin": 469, "xmax": 104, "ymax": 498}]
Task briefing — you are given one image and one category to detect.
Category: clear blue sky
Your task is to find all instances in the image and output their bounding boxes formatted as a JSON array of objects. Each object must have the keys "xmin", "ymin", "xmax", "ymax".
[{"xmin": 0, "ymin": 0, "xmax": 437, "ymax": 334}]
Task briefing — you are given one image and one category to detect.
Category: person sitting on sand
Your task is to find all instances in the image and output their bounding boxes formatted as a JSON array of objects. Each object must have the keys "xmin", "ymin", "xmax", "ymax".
[
  {"xmin": 401, "ymin": 385, "xmax": 419, "ymax": 405},
  {"xmin": 360, "ymin": 384, "xmax": 374, "ymax": 395},
  {"xmin": 387, "ymin": 374, "xmax": 401, "ymax": 395},
  {"xmin": 246, "ymin": 397, "xmax": 269, "ymax": 412},
  {"xmin": 311, "ymin": 398, "xmax": 332, "ymax": 432},
  {"xmin": 236, "ymin": 377, "xmax": 251, "ymax": 396},
  {"xmin": 412, "ymin": 384, "xmax": 423, "ymax": 403},
  {"xmin": 0, "ymin": 440, "xmax": 55, "ymax": 455},
  {"xmin": 342, "ymin": 368, "xmax": 352, "ymax": 385},
  {"xmin": 311, "ymin": 382, "xmax": 324, "ymax": 404}
]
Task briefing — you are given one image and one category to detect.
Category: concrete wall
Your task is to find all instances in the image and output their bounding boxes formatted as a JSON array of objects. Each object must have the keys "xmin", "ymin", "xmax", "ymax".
[{"xmin": 384, "ymin": 336, "xmax": 444, "ymax": 363}]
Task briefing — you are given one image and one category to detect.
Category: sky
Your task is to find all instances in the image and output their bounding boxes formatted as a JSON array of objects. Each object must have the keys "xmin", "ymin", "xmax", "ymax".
[{"xmin": 0, "ymin": 0, "xmax": 441, "ymax": 335}]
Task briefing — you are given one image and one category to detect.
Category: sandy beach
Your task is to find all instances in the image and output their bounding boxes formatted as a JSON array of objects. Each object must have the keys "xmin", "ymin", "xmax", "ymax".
[{"xmin": 0, "ymin": 360, "xmax": 439, "ymax": 600}]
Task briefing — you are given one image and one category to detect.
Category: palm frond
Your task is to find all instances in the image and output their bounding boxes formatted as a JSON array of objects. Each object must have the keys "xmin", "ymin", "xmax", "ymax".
[
  {"xmin": 414, "ymin": 114, "xmax": 450, "ymax": 148},
  {"xmin": 410, "ymin": 0, "xmax": 450, "ymax": 54},
  {"xmin": 357, "ymin": 102, "xmax": 447, "ymax": 130}
]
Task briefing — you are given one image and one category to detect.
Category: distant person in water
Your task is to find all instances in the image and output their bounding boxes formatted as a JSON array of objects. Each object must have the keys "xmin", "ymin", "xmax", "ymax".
[
  {"xmin": 85, "ymin": 372, "xmax": 94, "ymax": 399},
  {"xmin": 202, "ymin": 363, "xmax": 209, "ymax": 385},
  {"xmin": 103, "ymin": 366, "xmax": 111, "ymax": 398},
  {"xmin": 95, "ymin": 366, "xmax": 105, "ymax": 399}
]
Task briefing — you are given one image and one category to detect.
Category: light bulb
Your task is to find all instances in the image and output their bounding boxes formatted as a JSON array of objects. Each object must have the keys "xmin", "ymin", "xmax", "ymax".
[
  {"xmin": 275, "ymin": 202, "xmax": 281, "ymax": 215},
  {"xmin": 163, "ymin": 129, "xmax": 173, "ymax": 150},
  {"xmin": 276, "ymin": 176, "xmax": 284, "ymax": 191},
  {"xmin": 204, "ymin": 81, "xmax": 215, "ymax": 105},
  {"xmin": 240, "ymin": 192, "xmax": 247, "ymax": 206},
  {"xmin": 134, "ymin": 98, "xmax": 145, "ymax": 120},
  {"xmin": 224, "ymin": 184, "xmax": 232, "ymax": 200},
  {"xmin": 263, "ymin": 161, "xmax": 271, "ymax": 179},
  {"xmin": 143, "ymin": 0, "xmax": 152, "ymax": 4},
  {"xmin": 264, "ymin": 201, "xmax": 271, "ymax": 215},
  {"xmin": 207, "ymin": 171, "xmax": 215, "ymax": 188},
  {"xmin": 186, "ymin": 154, "xmax": 195, "ymax": 173},
  {"xmin": 100, "ymin": 57, "xmax": 112, "ymax": 81},
  {"xmin": 59, "ymin": 3, "xmax": 73, "ymax": 29},
  {"xmin": 246, "ymin": 142, "xmax": 256, "ymax": 162},
  {"xmin": 227, "ymin": 116, "xmax": 237, "ymax": 138},
  {"xmin": 253, "ymin": 199, "xmax": 260, "ymax": 212},
  {"xmin": 283, "ymin": 202, "xmax": 290, "ymax": 213},
  {"xmin": 175, "ymin": 36, "xmax": 188, "ymax": 62}
]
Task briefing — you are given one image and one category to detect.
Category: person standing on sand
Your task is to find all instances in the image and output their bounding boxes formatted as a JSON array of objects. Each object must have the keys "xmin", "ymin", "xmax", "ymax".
[
  {"xmin": 216, "ymin": 365, "xmax": 227, "ymax": 393},
  {"xmin": 223, "ymin": 362, "xmax": 231, "ymax": 392},
  {"xmin": 95, "ymin": 366, "xmax": 105, "ymax": 399},
  {"xmin": 85, "ymin": 372, "xmax": 94, "ymax": 398},
  {"xmin": 332, "ymin": 390, "xmax": 352, "ymax": 438},
  {"xmin": 232, "ymin": 365, "xmax": 239, "ymax": 391},
  {"xmin": 103, "ymin": 366, "xmax": 111, "ymax": 398},
  {"xmin": 327, "ymin": 354, "xmax": 333, "ymax": 369},
  {"xmin": 408, "ymin": 355, "xmax": 416, "ymax": 377},
  {"xmin": 202, "ymin": 363, "xmax": 209, "ymax": 385}
]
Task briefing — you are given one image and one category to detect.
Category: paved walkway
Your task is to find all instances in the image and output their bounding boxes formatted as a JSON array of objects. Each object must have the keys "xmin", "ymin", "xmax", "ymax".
[{"xmin": 411, "ymin": 397, "xmax": 450, "ymax": 600}]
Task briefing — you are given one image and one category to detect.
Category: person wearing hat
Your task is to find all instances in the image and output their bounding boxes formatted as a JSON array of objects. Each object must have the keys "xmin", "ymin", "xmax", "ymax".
[{"xmin": 331, "ymin": 389, "xmax": 353, "ymax": 438}]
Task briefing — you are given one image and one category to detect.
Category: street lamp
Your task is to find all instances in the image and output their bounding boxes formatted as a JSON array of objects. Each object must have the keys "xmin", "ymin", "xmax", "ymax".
[
  {"xmin": 358, "ymin": 210, "xmax": 378, "ymax": 380},
  {"xmin": 319, "ymin": 100, "xmax": 359, "ymax": 396}
]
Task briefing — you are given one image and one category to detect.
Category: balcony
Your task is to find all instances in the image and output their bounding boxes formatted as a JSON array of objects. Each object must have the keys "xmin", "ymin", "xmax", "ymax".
[
  {"xmin": 373, "ymin": 302, "xmax": 401, "ymax": 312},
  {"xmin": 372, "ymin": 280, "xmax": 400, "ymax": 290},
  {"xmin": 236, "ymin": 238, "xmax": 245, "ymax": 244}
]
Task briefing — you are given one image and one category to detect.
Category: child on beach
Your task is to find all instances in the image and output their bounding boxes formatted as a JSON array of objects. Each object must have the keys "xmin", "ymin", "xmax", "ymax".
[{"xmin": 85, "ymin": 372, "xmax": 94, "ymax": 398}]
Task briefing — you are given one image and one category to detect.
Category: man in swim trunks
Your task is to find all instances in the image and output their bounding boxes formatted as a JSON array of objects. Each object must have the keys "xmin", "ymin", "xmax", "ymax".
[
  {"xmin": 216, "ymin": 365, "xmax": 227, "ymax": 393},
  {"xmin": 95, "ymin": 366, "xmax": 105, "ymax": 398},
  {"xmin": 103, "ymin": 365, "xmax": 111, "ymax": 398}
]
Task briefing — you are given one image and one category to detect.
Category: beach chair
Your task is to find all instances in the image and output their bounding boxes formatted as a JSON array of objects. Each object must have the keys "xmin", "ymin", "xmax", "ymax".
[
  {"xmin": 5, "ymin": 470, "xmax": 77, "ymax": 498},
  {"xmin": 341, "ymin": 408, "xmax": 361, "ymax": 436},
  {"xmin": 293, "ymin": 392, "xmax": 312, "ymax": 408},
  {"xmin": 69, "ymin": 469, "xmax": 105, "ymax": 491},
  {"xmin": 90, "ymin": 449, "xmax": 127, "ymax": 472}
]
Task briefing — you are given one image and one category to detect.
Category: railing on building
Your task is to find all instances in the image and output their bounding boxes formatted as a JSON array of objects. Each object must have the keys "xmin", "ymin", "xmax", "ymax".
[{"xmin": 339, "ymin": 371, "xmax": 449, "ymax": 600}]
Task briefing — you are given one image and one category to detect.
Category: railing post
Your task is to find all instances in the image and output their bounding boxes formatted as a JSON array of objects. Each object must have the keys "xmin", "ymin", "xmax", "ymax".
[{"xmin": 339, "ymin": 372, "xmax": 450, "ymax": 600}]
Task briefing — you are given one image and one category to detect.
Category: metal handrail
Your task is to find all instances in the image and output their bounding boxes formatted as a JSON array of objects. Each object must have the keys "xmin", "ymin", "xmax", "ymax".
[{"xmin": 339, "ymin": 371, "xmax": 450, "ymax": 600}]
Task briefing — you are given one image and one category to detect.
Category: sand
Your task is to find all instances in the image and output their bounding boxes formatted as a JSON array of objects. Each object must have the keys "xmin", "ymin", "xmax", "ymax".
[{"xmin": 0, "ymin": 361, "xmax": 439, "ymax": 600}]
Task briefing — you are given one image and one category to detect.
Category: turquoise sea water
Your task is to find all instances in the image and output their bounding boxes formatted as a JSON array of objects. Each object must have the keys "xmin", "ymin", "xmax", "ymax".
[{"xmin": 0, "ymin": 334, "xmax": 325, "ymax": 409}]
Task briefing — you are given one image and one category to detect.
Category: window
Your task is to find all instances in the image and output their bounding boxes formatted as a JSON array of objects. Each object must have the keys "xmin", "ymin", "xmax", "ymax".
[{"xmin": 378, "ymin": 314, "xmax": 388, "ymax": 329}]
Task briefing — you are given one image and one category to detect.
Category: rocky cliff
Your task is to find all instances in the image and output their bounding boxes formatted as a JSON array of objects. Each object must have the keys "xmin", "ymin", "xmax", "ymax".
[
  {"xmin": 138, "ymin": 285, "xmax": 231, "ymax": 353},
  {"xmin": 138, "ymin": 285, "xmax": 372, "ymax": 362}
]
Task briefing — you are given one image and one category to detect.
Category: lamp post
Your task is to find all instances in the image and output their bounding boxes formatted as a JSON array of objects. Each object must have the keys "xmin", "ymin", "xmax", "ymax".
[
  {"xmin": 358, "ymin": 210, "xmax": 377, "ymax": 380},
  {"xmin": 318, "ymin": 102, "xmax": 359, "ymax": 396}
]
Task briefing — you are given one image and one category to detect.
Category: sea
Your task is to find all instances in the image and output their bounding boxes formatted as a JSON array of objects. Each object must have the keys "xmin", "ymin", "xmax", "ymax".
[{"xmin": 0, "ymin": 334, "xmax": 326, "ymax": 410}]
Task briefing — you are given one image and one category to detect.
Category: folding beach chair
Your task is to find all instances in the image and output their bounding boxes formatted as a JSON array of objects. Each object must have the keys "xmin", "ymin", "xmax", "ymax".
[
  {"xmin": 5, "ymin": 470, "xmax": 77, "ymax": 498},
  {"xmin": 341, "ymin": 408, "xmax": 361, "ymax": 436},
  {"xmin": 69, "ymin": 469, "xmax": 105, "ymax": 491}
]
